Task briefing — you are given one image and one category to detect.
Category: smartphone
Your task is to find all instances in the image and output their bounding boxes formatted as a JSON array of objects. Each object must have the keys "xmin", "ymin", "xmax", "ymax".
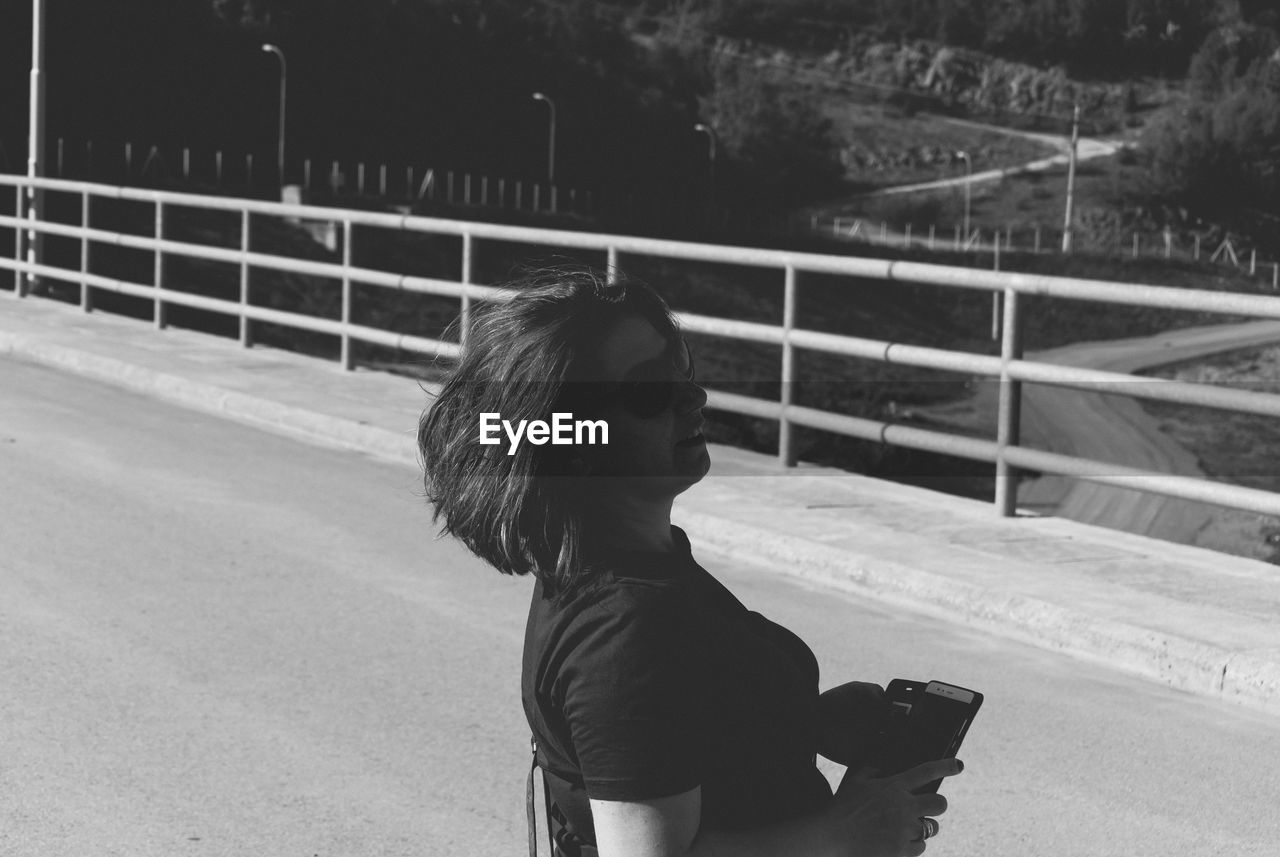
[{"xmin": 874, "ymin": 679, "xmax": 983, "ymax": 794}]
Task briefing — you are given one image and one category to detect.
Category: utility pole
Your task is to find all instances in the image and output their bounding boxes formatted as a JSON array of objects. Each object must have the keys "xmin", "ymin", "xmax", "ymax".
[
  {"xmin": 1062, "ymin": 103, "xmax": 1079, "ymax": 253},
  {"xmin": 25, "ymin": 0, "xmax": 47, "ymax": 294}
]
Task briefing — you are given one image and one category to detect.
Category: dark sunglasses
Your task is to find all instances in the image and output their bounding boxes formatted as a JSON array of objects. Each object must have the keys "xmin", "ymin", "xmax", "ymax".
[{"xmin": 572, "ymin": 338, "xmax": 697, "ymax": 419}]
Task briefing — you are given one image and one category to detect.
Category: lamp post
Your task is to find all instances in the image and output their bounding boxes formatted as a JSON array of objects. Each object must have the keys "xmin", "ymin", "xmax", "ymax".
[
  {"xmin": 694, "ymin": 122, "xmax": 717, "ymax": 186},
  {"xmin": 956, "ymin": 150, "xmax": 972, "ymax": 241},
  {"xmin": 24, "ymin": 0, "xmax": 47, "ymax": 295},
  {"xmin": 262, "ymin": 43, "xmax": 286, "ymax": 189},
  {"xmin": 531, "ymin": 92, "xmax": 556, "ymax": 184}
]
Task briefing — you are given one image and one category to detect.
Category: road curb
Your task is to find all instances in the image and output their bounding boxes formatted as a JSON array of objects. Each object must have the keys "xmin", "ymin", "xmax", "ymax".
[
  {"xmin": 677, "ymin": 508, "xmax": 1279, "ymax": 717},
  {"xmin": 0, "ymin": 332, "xmax": 419, "ymax": 468}
]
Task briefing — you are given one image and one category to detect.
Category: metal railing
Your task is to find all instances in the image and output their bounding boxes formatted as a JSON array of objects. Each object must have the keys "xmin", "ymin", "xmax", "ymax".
[{"xmin": 6, "ymin": 173, "xmax": 1280, "ymax": 521}]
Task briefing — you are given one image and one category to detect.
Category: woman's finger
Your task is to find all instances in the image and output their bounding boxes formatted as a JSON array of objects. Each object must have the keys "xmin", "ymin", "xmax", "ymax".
[
  {"xmin": 893, "ymin": 757, "xmax": 963, "ymax": 792},
  {"xmin": 916, "ymin": 792, "xmax": 949, "ymax": 817}
]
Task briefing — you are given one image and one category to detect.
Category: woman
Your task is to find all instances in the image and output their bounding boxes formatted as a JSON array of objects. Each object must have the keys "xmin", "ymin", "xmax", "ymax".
[{"xmin": 419, "ymin": 266, "xmax": 962, "ymax": 857}]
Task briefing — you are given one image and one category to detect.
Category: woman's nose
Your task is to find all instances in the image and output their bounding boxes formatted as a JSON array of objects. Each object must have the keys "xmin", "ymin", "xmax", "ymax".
[{"xmin": 675, "ymin": 377, "xmax": 707, "ymax": 414}]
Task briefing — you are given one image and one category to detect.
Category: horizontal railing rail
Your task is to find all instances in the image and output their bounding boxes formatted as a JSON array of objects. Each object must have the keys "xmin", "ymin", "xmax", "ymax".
[{"xmin": 6, "ymin": 173, "xmax": 1280, "ymax": 521}]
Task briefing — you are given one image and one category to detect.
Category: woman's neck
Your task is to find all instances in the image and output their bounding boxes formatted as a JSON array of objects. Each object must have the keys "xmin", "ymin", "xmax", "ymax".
[{"xmin": 585, "ymin": 495, "xmax": 677, "ymax": 554}]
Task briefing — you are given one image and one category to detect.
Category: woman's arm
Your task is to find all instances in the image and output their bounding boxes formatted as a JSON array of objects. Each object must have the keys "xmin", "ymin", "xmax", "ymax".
[
  {"xmin": 592, "ymin": 786, "xmax": 835, "ymax": 857},
  {"xmin": 818, "ymin": 681, "xmax": 890, "ymax": 767},
  {"xmin": 590, "ymin": 758, "xmax": 962, "ymax": 857}
]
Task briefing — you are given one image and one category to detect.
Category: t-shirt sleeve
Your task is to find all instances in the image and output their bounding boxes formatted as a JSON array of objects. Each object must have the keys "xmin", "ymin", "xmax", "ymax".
[{"xmin": 558, "ymin": 583, "xmax": 711, "ymax": 802}]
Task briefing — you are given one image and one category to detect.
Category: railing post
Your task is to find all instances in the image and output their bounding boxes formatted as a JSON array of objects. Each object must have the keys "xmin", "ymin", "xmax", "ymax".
[
  {"xmin": 994, "ymin": 285, "xmax": 1024, "ymax": 517},
  {"xmin": 460, "ymin": 231, "xmax": 474, "ymax": 349},
  {"xmin": 80, "ymin": 191, "xmax": 92, "ymax": 311},
  {"xmin": 606, "ymin": 246, "xmax": 618, "ymax": 282},
  {"xmin": 341, "ymin": 219, "xmax": 354, "ymax": 370},
  {"xmin": 13, "ymin": 185, "xmax": 24, "ymax": 296},
  {"xmin": 153, "ymin": 200, "xmax": 166, "ymax": 329},
  {"xmin": 990, "ymin": 237, "xmax": 1001, "ymax": 340},
  {"xmin": 779, "ymin": 264, "xmax": 798, "ymax": 468},
  {"xmin": 239, "ymin": 209, "xmax": 252, "ymax": 347}
]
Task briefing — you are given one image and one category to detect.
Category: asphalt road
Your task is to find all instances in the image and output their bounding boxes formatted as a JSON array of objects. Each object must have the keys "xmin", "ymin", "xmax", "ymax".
[{"xmin": 3, "ymin": 356, "xmax": 1278, "ymax": 857}]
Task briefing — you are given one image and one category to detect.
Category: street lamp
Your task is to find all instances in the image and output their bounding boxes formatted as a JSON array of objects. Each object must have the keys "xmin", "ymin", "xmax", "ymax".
[
  {"xmin": 531, "ymin": 92, "xmax": 556, "ymax": 184},
  {"xmin": 694, "ymin": 122, "xmax": 717, "ymax": 187},
  {"xmin": 25, "ymin": 0, "xmax": 48, "ymax": 295},
  {"xmin": 956, "ymin": 150, "xmax": 972, "ymax": 241},
  {"xmin": 262, "ymin": 43, "xmax": 286, "ymax": 189}
]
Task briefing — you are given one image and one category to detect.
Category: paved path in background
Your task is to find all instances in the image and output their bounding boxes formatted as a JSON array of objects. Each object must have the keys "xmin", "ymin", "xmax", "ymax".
[
  {"xmin": 831, "ymin": 114, "xmax": 1126, "ymax": 203},
  {"xmin": 804, "ymin": 114, "xmax": 1127, "ymax": 249},
  {"xmin": 864, "ymin": 115, "xmax": 1126, "ymax": 197},
  {"xmin": 928, "ymin": 320, "xmax": 1280, "ymax": 545},
  {"xmin": 4, "ymin": 359, "xmax": 1278, "ymax": 857}
]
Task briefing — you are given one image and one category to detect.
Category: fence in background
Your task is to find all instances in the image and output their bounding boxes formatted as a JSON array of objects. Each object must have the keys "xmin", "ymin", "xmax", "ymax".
[
  {"xmin": 7, "ymin": 173, "xmax": 1280, "ymax": 522},
  {"xmin": 813, "ymin": 214, "xmax": 1280, "ymax": 289},
  {"xmin": 17, "ymin": 136, "xmax": 1276, "ymax": 286}
]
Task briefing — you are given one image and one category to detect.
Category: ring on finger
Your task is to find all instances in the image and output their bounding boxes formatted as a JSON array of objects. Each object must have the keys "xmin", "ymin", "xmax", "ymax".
[{"xmin": 916, "ymin": 817, "xmax": 939, "ymax": 841}]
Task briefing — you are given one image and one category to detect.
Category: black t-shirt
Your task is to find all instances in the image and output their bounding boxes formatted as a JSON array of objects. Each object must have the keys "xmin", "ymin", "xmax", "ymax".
[{"xmin": 521, "ymin": 526, "xmax": 832, "ymax": 844}]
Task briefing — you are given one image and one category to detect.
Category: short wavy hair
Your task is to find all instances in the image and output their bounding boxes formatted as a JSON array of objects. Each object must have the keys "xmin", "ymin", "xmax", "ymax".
[{"xmin": 418, "ymin": 264, "xmax": 680, "ymax": 598}]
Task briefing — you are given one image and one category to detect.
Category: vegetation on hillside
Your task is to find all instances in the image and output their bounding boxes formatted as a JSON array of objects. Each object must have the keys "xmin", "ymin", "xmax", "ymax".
[
  {"xmin": 671, "ymin": 0, "xmax": 1275, "ymax": 78},
  {"xmin": 1142, "ymin": 21, "xmax": 1280, "ymax": 227}
]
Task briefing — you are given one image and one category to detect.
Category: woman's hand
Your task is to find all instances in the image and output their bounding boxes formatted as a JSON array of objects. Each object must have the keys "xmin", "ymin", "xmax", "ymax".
[
  {"xmin": 823, "ymin": 758, "xmax": 963, "ymax": 857},
  {"xmin": 818, "ymin": 681, "xmax": 890, "ymax": 768}
]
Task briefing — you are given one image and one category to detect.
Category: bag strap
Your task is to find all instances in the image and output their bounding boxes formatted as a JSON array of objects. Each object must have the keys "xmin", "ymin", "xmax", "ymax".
[
  {"xmin": 530, "ymin": 736, "xmax": 597, "ymax": 857},
  {"xmin": 527, "ymin": 736, "xmax": 540, "ymax": 857}
]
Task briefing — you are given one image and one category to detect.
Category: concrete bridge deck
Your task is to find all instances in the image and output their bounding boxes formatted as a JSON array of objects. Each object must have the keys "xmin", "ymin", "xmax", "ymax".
[{"xmin": 2, "ymin": 295, "xmax": 1277, "ymax": 717}]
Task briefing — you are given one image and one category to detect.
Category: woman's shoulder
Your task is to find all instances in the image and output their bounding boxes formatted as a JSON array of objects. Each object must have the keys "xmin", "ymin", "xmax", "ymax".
[{"xmin": 556, "ymin": 567, "xmax": 695, "ymax": 623}]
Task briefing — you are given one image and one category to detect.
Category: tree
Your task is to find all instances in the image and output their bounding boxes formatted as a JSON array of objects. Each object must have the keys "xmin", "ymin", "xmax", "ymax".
[
  {"xmin": 698, "ymin": 55, "xmax": 844, "ymax": 206},
  {"xmin": 1144, "ymin": 20, "xmax": 1280, "ymax": 216}
]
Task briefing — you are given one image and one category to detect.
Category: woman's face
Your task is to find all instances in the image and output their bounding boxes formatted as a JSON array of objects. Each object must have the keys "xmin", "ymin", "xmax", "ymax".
[{"xmin": 575, "ymin": 314, "xmax": 710, "ymax": 500}]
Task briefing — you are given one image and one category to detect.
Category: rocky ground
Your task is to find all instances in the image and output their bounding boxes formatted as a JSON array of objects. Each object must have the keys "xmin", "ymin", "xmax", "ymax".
[{"xmin": 1140, "ymin": 346, "xmax": 1280, "ymax": 564}]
